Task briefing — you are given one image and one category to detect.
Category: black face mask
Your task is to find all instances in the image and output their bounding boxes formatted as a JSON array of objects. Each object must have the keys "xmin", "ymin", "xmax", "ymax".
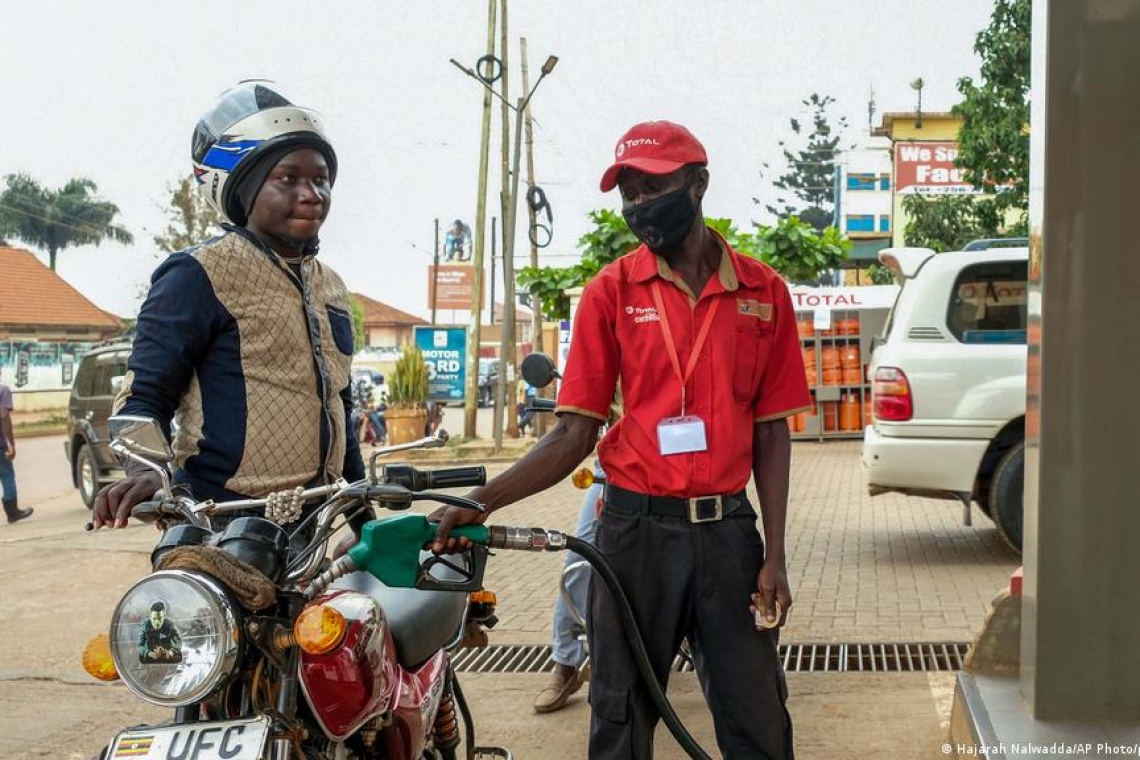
[{"xmin": 622, "ymin": 178, "xmax": 699, "ymax": 258}]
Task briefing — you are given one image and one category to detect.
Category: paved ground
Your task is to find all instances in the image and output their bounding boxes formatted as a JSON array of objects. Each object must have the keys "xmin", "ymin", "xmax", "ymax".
[{"xmin": 0, "ymin": 433, "xmax": 1019, "ymax": 759}]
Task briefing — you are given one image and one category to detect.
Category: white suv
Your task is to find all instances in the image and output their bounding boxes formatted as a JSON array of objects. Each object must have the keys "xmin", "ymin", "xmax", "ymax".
[{"xmin": 862, "ymin": 243, "xmax": 1028, "ymax": 552}]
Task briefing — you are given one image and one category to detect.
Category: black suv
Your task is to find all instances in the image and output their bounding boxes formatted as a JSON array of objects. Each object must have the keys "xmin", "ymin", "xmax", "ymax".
[{"xmin": 65, "ymin": 340, "xmax": 131, "ymax": 508}]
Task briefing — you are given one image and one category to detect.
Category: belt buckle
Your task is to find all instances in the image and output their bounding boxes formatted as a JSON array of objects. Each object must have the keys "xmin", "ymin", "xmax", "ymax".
[{"xmin": 688, "ymin": 496, "xmax": 723, "ymax": 523}]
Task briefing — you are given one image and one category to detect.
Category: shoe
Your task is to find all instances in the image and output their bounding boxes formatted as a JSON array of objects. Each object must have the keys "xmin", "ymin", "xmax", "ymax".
[
  {"xmin": 3, "ymin": 498, "xmax": 32, "ymax": 524},
  {"xmin": 533, "ymin": 662, "xmax": 589, "ymax": 714}
]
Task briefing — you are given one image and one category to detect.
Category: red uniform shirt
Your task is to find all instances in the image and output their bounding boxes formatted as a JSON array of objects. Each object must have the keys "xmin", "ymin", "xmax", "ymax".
[{"xmin": 556, "ymin": 231, "xmax": 811, "ymax": 499}]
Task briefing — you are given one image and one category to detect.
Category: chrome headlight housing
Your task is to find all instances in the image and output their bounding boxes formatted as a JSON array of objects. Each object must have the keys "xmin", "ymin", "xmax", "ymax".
[{"xmin": 109, "ymin": 570, "xmax": 241, "ymax": 706}]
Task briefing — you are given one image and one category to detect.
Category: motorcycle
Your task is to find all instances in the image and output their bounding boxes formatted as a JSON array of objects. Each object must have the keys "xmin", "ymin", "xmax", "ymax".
[
  {"xmin": 84, "ymin": 409, "xmax": 717, "ymax": 760},
  {"xmin": 82, "ymin": 416, "xmax": 507, "ymax": 760}
]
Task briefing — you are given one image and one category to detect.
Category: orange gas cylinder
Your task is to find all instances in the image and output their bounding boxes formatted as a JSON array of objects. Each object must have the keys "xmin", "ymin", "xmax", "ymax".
[
  {"xmin": 840, "ymin": 345, "xmax": 861, "ymax": 368},
  {"xmin": 839, "ymin": 393, "xmax": 862, "ymax": 431},
  {"xmin": 863, "ymin": 394, "xmax": 874, "ymax": 427},
  {"xmin": 797, "ymin": 319, "xmax": 814, "ymax": 339},
  {"xmin": 838, "ymin": 316, "xmax": 861, "ymax": 336},
  {"xmin": 821, "ymin": 346, "xmax": 840, "ymax": 369},
  {"xmin": 802, "ymin": 347, "xmax": 817, "ymax": 387},
  {"xmin": 822, "ymin": 401, "xmax": 839, "ymax": 432},
  {"xmin": 822, "ymin": 368, "xmax": 842, "ymax": 386},
  {"xmin": 787, "ymin": 413, "xmax": 802, "ymax": 433},
  {"xmin": 842, "ymin": 366, "xmax": 863, "ymax": 385}
]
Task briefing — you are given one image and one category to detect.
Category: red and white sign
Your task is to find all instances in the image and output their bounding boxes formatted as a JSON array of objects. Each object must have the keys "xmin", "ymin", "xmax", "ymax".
[
  {"xmin": 789, "ymin": 285, "xmax": 899, "ymax": 311},
  {"xmin": 894, "ymin": 141, "xmax": 978, "ymax": 195}
]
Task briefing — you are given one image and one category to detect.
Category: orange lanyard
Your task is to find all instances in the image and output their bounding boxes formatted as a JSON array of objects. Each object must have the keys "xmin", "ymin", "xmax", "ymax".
[{"xmin": 651, "ymin": 281, "xmax": 720, "ymax": 416}]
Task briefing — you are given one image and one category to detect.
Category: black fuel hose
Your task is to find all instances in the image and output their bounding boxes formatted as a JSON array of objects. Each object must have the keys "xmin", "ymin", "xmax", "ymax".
[{"xmin": 564, "ymin": 535, "xmax": 712, "ymax": 760}]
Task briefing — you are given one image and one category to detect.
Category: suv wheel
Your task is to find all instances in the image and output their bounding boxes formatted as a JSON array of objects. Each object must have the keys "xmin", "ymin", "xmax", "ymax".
[
  {"xmin": 990, "ymin": 441, "xmax": 1024, "ymax": 553},
  {"xmin": 75, "ymin": 443, "xmax": 99, "ymax": 510}
]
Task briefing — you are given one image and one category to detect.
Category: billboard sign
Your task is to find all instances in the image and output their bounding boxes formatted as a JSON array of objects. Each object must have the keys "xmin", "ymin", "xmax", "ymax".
[
  {"xmin": 894, "ymin": 141, "xmax": 978, "ymax": 195},
  {"xmin": 414, "ymin": 326, "xmax": 467, "ymax": 401},
  {"xmin": 429, "ymin": 265, "xmax": 475, "ymax": 311}
]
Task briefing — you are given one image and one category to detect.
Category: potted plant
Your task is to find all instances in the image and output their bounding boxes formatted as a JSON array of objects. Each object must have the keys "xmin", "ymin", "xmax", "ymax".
[{"xmin": 384, "ymin": 345, "xmax": 430, "ymax": 444}]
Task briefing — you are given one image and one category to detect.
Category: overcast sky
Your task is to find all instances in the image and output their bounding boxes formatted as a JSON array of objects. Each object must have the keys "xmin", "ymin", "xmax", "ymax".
[{"xmin": 0, "ymin": 1, "xmax": 995, "ymax": 320}]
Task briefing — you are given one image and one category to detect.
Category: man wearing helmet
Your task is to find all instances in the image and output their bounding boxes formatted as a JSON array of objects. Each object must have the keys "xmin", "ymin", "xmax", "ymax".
[{"xmin": 92, "ymin": 82, "xmax": 367, "ymax": 533}]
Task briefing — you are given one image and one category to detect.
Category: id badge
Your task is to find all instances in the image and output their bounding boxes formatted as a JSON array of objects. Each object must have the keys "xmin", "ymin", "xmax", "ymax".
[{"xmin": 657, "ymin": 415, "xmax": 708, "ymax": 456}]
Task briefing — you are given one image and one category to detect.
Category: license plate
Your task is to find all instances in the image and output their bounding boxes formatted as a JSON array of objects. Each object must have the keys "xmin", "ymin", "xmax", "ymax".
[{"xmin": 108, "ymin": 716, "xmax": 270, "ymax": 760}]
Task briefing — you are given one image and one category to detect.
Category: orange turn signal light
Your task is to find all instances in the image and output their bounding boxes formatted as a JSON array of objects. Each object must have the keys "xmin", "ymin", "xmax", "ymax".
[
  {"xmin": 82, "ymin": 634, "xmax": 119, "ymax": 681},
  {"xmin": 571, "ymin": 468, "xmax": 595, "ymax": 490},
  {"xmin": 295, "ymin": 605, "xmax": 348, "ymax": 655},
  {"xmin": 471, "ymin": 590, "xmax": 498, "ymax": 605}
]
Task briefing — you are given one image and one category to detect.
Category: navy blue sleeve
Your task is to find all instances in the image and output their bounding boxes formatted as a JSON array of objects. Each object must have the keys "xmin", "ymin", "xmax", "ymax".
[
  {"xmin": 342, "ymin": 383, "xmax": 365, "ymax": 482},
  {"xmin": 117, "ymin": 253, "xmax": 229, "ymax": 440}
]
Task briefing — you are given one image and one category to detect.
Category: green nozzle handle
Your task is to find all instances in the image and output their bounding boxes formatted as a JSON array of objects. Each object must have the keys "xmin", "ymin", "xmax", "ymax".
[{"xmin": 348, "ymin": 514, "xmax": 490, "ymax": 589}]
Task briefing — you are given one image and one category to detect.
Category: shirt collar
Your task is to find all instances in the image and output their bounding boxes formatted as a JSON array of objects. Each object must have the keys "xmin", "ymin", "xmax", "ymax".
[{"xmin": 629, "ymin": 227, "xmax": 756, "ymax": 297}]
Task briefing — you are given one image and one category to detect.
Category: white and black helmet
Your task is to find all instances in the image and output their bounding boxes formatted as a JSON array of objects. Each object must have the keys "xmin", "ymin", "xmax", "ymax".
[{"xmin": 191, "ymin": 81, "xmax": 337, "ymax": 225}]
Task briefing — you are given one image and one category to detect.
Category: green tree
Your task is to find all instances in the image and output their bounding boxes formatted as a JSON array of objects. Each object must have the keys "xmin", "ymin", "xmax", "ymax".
[
  {"xmin": 761, "ymin": 94, "xmax": 848, "ymax": 230},
  {"xmin": 752, "ymin": 216, "xmax": 851, "ymax": 284},
  {"xmin": 953, "ymin": 0, "xmax": 1031, "ymax": 211},
  {"xmin": 0, "ymin": 174, "xmax": 133, "ymax": 270},
  {"xmin": 518, "ymin": 210, "xmax": 850, "ymax": 320},
  {"xmin": 902, "ymin": 194, "xmax": 1022, "ymax": 252},
  {"xmin": 350, "ymin": 296, "xmax": 366, "ymax": 353},
  {"xmin": 906, "ymin": 0, "xmax": 1030, "ymax": 248},
  {"xmin": 154, "ymin": 175, "xmax": 224, "ymax": 253},
  {"xmin": 517, "ymin": 209, "xmax": 635, "ymax": 321}
]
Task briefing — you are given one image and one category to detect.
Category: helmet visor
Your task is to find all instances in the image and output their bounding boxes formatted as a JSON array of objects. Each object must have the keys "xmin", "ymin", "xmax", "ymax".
[{"xmin": 192, "ymin": 82, "xmax": 293, "ymax": 163}]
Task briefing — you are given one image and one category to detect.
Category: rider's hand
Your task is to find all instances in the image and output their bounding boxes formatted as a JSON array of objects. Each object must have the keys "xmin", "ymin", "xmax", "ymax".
[
  {"xmin": 428, "ymin": 503, "xmax": 488, "ymax": 554},
  {"xmin": 751, "ymin": 555, "xmax": 793, "ymax": 629},
  {"xmin": 92, "ymin": 472, "xmax": 163, "ymax": 529},
  {"xmin": 4, "ymin": 442, "xmax": 14, "ymax": 460}
]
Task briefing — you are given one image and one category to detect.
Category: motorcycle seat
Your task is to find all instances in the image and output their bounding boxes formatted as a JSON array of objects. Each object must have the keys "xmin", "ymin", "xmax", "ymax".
[{"xmin": 333, "ymin": 553, "xmax": 468, "ymax": 668}]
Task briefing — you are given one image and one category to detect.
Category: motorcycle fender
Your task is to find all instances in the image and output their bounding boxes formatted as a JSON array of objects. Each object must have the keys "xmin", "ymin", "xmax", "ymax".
[
  {"xmin": 298, "ymin": 590, "xmax": 396, "ymax": 741},
  {"xmin": 384, "ymin": 649, "xmax": 450, "ymax": 760}
]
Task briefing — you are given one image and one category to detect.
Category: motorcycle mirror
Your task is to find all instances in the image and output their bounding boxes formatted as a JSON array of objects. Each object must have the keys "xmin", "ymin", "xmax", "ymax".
[
  {"xmin": 521, "ymin": 353, "xmax": 559, "ymax": 389},
  {"xmin": 108, "ymin": 415, "xmax": 175, "ymax": 463}
]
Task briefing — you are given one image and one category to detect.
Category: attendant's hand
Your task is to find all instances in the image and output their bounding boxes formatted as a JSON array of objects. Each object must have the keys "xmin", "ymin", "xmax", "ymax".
[
  {"xmin": 751, "ymin": 556, "xmax": 792, "ymax": 629},
  {"xmin": 428, "ymin": 501, "xmax": 489, "ymax": 554}
]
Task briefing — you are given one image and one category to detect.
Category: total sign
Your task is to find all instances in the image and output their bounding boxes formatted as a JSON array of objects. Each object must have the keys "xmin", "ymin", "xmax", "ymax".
[
  {"xmin": 894, "ymin": 141, "xmax": 978, "ymax": 195},
  {"xmin": 414, "ymin": 327, "xmax": 467, "ymax": 401}
]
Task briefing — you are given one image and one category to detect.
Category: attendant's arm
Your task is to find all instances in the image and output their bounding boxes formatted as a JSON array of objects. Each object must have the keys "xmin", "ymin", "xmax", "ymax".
[{"xmin": 430, "ymin": 412, "xmax": 601, "ymax": 552}]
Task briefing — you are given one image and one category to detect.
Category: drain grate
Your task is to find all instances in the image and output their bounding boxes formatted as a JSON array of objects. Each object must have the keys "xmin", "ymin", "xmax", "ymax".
[{"xmin": 451, "ymin": 642, "xmax": 970, "ymax": 674}]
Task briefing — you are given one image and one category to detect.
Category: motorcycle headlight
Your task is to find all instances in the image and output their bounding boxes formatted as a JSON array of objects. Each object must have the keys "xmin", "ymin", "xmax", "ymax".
[{"xmin": 109, "ymin": 570, "xmax": 241, "ymax": 707}]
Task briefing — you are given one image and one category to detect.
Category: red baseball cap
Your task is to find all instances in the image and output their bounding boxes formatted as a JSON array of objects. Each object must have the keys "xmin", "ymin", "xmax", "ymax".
[{"xmin": 599, "ymin": 121, "xmax": 708, "ymax": 192}]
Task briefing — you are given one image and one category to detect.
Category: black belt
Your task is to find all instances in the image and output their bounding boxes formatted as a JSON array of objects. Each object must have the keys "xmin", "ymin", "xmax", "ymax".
[{"xmin": 604, "ymin": 484, "xmax": 750, "ymax": 523}]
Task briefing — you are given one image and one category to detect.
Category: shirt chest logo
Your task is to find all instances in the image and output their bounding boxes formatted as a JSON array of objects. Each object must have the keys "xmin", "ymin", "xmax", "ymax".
[
  {"xmin": 624, "ymin": 305, "xmax": 660, "ymax": 324},
  {"xmin": 737, "ymin": 299, "xmax": 772, "ymax": 321}
]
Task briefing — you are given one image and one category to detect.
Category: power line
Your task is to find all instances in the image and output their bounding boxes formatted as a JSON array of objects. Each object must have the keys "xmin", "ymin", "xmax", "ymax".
[{"xmin": 0, "ymin": 201, "xmax": 126, "ymax": 240}]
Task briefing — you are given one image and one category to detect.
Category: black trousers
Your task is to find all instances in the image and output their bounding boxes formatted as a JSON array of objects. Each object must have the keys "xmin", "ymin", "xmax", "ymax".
[{"xmin": 587, "ymin": 496, "xmax": 793, "ymax": 760}]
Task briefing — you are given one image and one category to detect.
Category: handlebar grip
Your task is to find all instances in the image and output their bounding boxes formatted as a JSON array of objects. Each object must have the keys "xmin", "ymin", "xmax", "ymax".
[
  {"xmin": 425, "ymin": 466, "xmax": 487, "ymax": 490},
  {"xmin": 528, "ymin": 398, "xmax": 557, "ymax": 412}
]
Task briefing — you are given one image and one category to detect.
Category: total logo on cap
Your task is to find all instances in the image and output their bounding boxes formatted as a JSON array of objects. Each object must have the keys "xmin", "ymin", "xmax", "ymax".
[{"xmin": 600, "ymin": 121, "xmax": 708, "ymax": 192}]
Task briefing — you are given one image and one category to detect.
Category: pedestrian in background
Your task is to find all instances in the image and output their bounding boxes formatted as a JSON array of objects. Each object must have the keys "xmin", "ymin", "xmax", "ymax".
[{"xmin": 1, "ymin": 367, "xmax": 32, "ymax": 524}]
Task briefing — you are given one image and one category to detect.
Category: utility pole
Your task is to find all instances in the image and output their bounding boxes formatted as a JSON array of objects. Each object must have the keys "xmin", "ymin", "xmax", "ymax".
[
  {"xmin": 494, "ymin": 0, "xmax": 518, "ymax": 449},
  {"xmin": 489, "ymin": 216, "xmax": 497, "ymax": 324},
  {"xmin": 431, "ymin": 217, "xmax": 439, "ymax": 326},
  {"xmin": 464, "ymin": 0, "xmax": 497, "ymax": 439},
  {"xmin": 520, "ymin": 37, "xmax": 548, "ymax": 438}
]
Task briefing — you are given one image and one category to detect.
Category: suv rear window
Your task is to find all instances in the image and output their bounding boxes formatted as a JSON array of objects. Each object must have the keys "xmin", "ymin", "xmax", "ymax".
[
  {"xmin": 74, "ymin": 351, "xmax": 129, "ymax": 398},
  {"xmin": 946, "ymin": 261, "xmax": 1028, "ymax": 344}
]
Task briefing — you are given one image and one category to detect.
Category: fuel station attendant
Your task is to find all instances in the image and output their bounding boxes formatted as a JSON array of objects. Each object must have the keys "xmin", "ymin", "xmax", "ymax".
[{"xmin": 431, "ymin": 121, "xmax": 811, "ymax": 759}]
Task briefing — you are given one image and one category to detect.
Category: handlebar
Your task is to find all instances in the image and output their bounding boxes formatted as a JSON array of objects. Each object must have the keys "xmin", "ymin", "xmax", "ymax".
[
  {"xmin": 381, "ymin": 464, "xmax": 486, "ymax": 491},
  {"xmin": 527, "ymin": 397, "xmax": 556, "ymax": 412}
]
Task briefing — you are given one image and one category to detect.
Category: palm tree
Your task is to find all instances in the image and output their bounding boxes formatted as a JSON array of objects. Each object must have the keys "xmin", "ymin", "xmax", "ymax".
[{"xmin": 0, "ymin": 174, "xmax": 133, "ymax": 270}]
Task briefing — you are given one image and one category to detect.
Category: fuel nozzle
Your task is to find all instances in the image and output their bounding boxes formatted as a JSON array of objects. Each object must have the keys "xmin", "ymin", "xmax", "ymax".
[{"xmin": 488, "ymin": 525, "xmax": 568, "ymax": 552}]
